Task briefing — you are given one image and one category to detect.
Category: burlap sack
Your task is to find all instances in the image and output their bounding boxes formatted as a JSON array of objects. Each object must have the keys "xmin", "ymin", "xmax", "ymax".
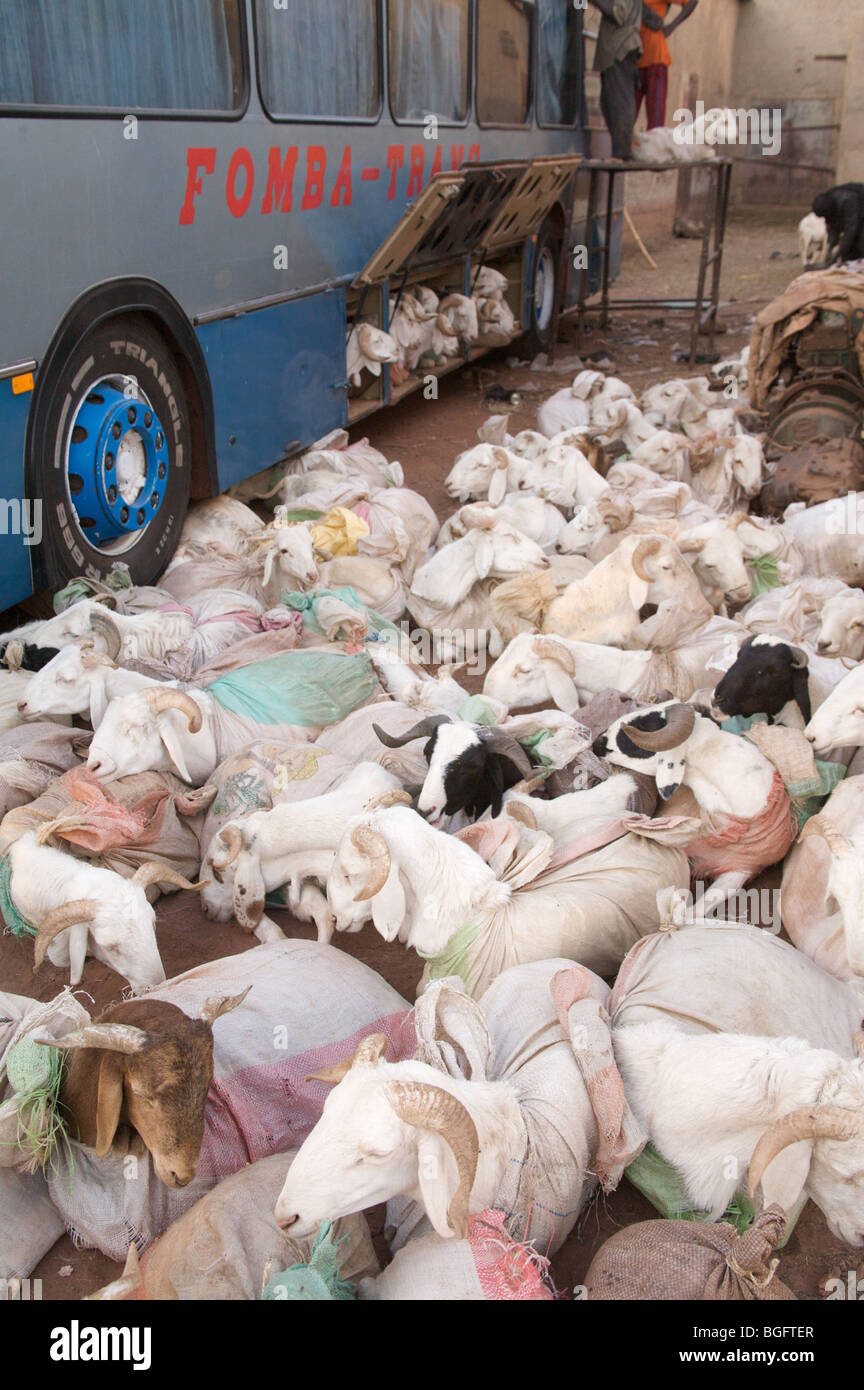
[
  {"xmin": 0, "ymin": 767, "xmax": 205, "ymax": 892},
  {"xmin": 584, "ymin": 1206, "xmax": 796, "ymax": 1300},
  {"xmin": 136, "ymin": 1152, "xmax": 378, "ymax": 1300}
]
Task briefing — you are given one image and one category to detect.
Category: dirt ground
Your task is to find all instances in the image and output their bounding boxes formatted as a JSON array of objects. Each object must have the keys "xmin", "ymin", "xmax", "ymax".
[{"xmin": 12, "ymin": 203, "xmax": 855, "ymax": 1301}]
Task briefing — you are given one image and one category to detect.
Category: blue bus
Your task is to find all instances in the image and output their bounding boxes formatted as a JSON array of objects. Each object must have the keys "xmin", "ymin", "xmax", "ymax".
[{"xmin": 0, "ymin": 0, "xmax": 600, "ymax": 608}]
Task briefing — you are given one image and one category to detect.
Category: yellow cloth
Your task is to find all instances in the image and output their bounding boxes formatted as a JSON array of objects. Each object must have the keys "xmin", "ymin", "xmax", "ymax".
[{"xmin": 308, "ymin": 507, "xmax": 370, "ymax": 558}]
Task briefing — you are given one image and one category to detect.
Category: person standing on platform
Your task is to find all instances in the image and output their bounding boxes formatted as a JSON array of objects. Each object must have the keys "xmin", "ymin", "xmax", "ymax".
[
  {"xmin": 589, "ymin": 0, "xmax": 642, "ymax": 160},
  {"xmin": 636, "ymin": 0, "xmax": 699, "ymax": 130}
]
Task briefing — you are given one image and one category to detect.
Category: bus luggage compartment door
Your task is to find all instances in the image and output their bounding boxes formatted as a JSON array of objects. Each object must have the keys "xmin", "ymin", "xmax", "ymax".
[{"xmin": 197, "ymin": 288, "xmax": 347, "ymax": 492}]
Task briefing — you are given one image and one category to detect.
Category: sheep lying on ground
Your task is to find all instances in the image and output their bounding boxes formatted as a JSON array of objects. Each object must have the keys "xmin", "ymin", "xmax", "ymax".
[
  {"xmin": 326, "ymin": 803, "xmax": 688, "ymax": 996},
  {"xmin": 275, "ymin": 960, "xmax": 644, "ymax": 1255}
]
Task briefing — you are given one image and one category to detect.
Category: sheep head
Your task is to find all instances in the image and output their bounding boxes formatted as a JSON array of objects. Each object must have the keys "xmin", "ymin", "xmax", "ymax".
[
  {"xmin": 274, "ymin": 1044, "xmax": 479, "ymax": 1240},
  {"xmin": 38, "ymin": 989, "xmax": 248, "ymax": 1187}
]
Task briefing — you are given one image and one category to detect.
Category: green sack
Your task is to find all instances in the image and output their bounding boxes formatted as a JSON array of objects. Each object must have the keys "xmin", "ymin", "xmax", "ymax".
[
  {"xmin": 261, "ymin": 1221, "xmax": 357, "ymax": 1301},
  {"xmin": 625, "ymin": 1143, "xmax": 802, "ymax": 1247},
  {"xmin": 208, "ymin": 649, "xmax": 379, "ymax": 728}
]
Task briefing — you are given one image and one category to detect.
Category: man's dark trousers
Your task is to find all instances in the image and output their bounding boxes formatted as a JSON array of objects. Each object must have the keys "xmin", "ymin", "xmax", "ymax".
[{"xmin": 600, "ymin": 49, "xmax": 640, "ymax": 159}]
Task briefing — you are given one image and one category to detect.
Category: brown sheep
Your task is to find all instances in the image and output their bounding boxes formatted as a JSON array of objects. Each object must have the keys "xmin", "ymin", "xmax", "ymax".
[{"xmin": 40, "ymin": 989, "xmax": 248, "ymax": 1188}]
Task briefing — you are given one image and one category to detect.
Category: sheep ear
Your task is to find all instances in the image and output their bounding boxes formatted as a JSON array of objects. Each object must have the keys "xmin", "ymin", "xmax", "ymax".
[
  {"xmin": 94, "ymin": 1053, "xmax": 126, "ymax": 1157},
  {"xmin": 487, "ymin": 467, "xmax": 508, "ymax": 507},
  {"xmin": 416, "ymin": 1132, "xmax": 460, "ymax": 1240},
  {"xmin": 540, "ymin": 659, "xmax": 581, "ymax": 714},
  {"xmin": 790, "ymin": 665, "xmax": 812, "ymax": 724},
  {"xmin": 627, "ymin": 573, "xmax": 649, "ymax": 611},
  {"xmin": 485, "ymin": 755, "xmax": 506, "ymax": 818},
  {"xmin": 157, "ymin": 712, "xmax": 193, "ymax": 783},
  {"xmin": 472, "ymin": 532, "xmax": 495, "ymax": 579},
  {"xmin": 68, "ymin": 922, "xmax": 90, "ymax": 987},
  {"xmin": 656, "ymin": 754, "xmax": 687, "ymax": 801},
  {"xmin": 754, "ymin": 1140, "xmax": 813, "ymax": 1214},
  {"xmin": 371, "ymin": 866, "xmax": 406, "ymax": 943},
  {"xmin": 233, "ymin": 852, "xmax": 266, "ymax": 932},
  {"xmin": 89, "ymin": 678, "xmax": 109, "ymax": 730}
]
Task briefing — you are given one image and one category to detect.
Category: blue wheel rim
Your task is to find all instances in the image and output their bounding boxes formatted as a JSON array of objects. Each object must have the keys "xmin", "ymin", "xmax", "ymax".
[{"xmin": 65, "ymin": 376, "xmax": 169, "ymax": 549}]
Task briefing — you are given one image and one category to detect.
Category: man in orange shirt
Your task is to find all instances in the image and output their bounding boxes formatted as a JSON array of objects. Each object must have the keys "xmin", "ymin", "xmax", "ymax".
[{"xmin": 636, "ymin": 0, "xmax": 698, "ymax": 130}]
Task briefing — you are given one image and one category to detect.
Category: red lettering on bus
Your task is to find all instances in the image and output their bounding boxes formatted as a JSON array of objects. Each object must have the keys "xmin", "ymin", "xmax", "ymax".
[
  {"xmin": 301, "ymin": 146, "xmax": 327, "ymax": 210},
  {"xmin": 226, "ymin": 148, "xmax": 255, "ymax": 218},
  {"xmin": 450, "ymin": 145, "xmax": 464, "ymax": 170},
  {"xmin": 468, "ymin": 144, "xmax": 481, "ymax": 162},
  {"xmin": 429, "ymin": 145, "xmax": 443, "ymax": 178},
  {"xmin": 331, "ymin": 146, "xmax": 353, "ymax": 207},
  {"xmin": 406, "ymin": 145, "xmax": 425, "ymax": 198},
  {"xmin": 385, "ymin": 145, "xmax": 405, "ymax": 200},
  {"xmin": 261, "ymin": 146, "xmax": 299, "ymax": 214},
  {"xmin": 179, "ymin": 147, "xmax": 216, "ymax": 225}
]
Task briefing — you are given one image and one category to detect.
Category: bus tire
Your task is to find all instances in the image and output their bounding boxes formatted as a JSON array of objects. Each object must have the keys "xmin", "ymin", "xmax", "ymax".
[
  {"xmin": 524, "ymin": 222, "xmax": 561, "ymax": 356},
  {"xmin": 34, "ymin": 316, "xmax": 190, "ymax": 589}
]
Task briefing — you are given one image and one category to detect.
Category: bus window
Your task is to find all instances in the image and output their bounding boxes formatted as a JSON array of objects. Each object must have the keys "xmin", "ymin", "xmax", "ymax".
[
  {"xmin": 536, "ymin": 0, "xmax": 582, "ymax": 128},
  {"xmin": 389, "ymin": 0, "xmax": 470, "ymax": 124},
  {"xmin": 255, "ymin": 0, "xmax": 380, "ymax": 121},
  {"xmin": 0, "ymin": 0, "xmax": 243, "ymax": 112},
  {"xmin": 476, "ymin": 0, "xmax": 531, "ymax": 127}
]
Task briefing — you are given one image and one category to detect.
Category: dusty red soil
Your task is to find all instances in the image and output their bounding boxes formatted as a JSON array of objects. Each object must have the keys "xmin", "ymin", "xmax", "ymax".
[{"xmin": 9, "ymin": 206, "xmax": 854, "ymax": 1301}]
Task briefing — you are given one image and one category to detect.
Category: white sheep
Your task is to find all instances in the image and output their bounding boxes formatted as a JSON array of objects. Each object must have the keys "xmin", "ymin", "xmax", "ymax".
[
  {"xmin": 542, "ymin": 534, "xmax": 709, "ymax": 646},
  {"xmin": 799, "ymin": 212, "xmax": 829, "ymax": 268},
  {"xmin": 17, "ymin": 646, "xmax": 164, "ymax": 727},
  {"xmin": 783, "ymin": 495, "xmax": 864, "ymax": 586},
  {"xmin": 9, "ymin": 831, "xmax": 199, "ymax": 990},
  {"xmin": 274, "ymin": 960, "xmax": 643, "ymax": 1254},
  {"xmin": 816, "ymin": 588, "xmax": 864, "ymax": 660},
  {"xmin": 346, "ymin": 323, "xmax": 399, "ymax": 387},
  {"xmin": 326, "ymin": 804, "xmax": 688, "ymax": 996}
]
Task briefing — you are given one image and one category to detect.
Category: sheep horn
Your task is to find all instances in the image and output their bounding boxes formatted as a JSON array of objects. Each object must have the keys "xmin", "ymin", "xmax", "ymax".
[
  {"xmin": 386, "ymin": 1080, "xmax": 479, "ymax": 1240},
  {"xmin": 351, "ymin": 825, "xmax": 392, "ymax": 902},
  {"xmin": 506, "ymin": 800, "xmax": 537, "ymax": 830},
  {"xmin": 197, "ymin": 984, "xmax": 252, "ymax": 1025},
  {"xmin": 631, "ymin": 537, "xmax": 664, "ymax": 582},
  {"xmin": 480, "ymin": 729, "xmax": 534, "ymax": 777},
  {"xmin": 747, "ymin": 1106, "xmax": 860, "ymax": 1199},
  {"xmin": 33, "ymin": 1022, "xmax": 148, "ymax": 1054},
  {"xmin": 131, "ymin": 862, "xmax": 205, "ymax": 893},
  {"xmin": 89, "ymin": 609, "xmax": 123, "ymax": 660},
  {"xmin": 364, "ymin": 788, "xmax": 413, "ymax": 811},
  {"xmin": 372, "ymin": 715, "xmax": 451, "ymax": 749},
  {"xmin": 532, "ymin": 637, "xmax": 575, "ymax": 676},
  {"xmin": 787, "ymin": 645, "xmax": 809, "ymax": 670},
  {"xmin": 356, "ymin": 323, "xmax": 392, "ymax": 361},
  {"xmin": 144, "ymin": 688, "xmax": 203, "ymax": 733},
  {"xmin": 305, "ymin": 1032, "xmax": 388, "ymax": 1085},
  {"xmin": 623, "ymin": 704, "xmax": 696, "ymax": 752},
  {"xmin": 33, "ymin": 901, "xmax": 99, "ymax": 971},
  {"xmin": 210, "ymin": 825, "xmax": 244, "ymax": 869},
  {"xmin": 854, "ymin": 1030, "xmax": 864, "ymax": 1060}
]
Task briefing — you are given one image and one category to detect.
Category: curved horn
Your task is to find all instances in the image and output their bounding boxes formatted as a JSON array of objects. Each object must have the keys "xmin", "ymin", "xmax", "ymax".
[
  {"xmin": 33, "ymin": 1022, "xmax": 148, "ymax": 1054},
  {"xmin": 33, "ymin": 901, "xmax": 99, "ymax": 971},
  {"xmin": 480, "ymin": 729, "xmax": 534, "ymax": 777},
  {"xmin": 357, "ymin": 323, "xmax": 392, "ymax": 361},
  {"xmin": 631, "ymin": 537, "xmax": 664, "ymax": 582},
  {"xmin": 623, "ymin": 703, "xmax": 696, "ymax": 752},
  {"xmin": 364, "ymin": 788, "xmax": 413, "ymax": 811},
  {"xmin": 386, "ymin": 1080, "xmax": 479, "ymax": 1240},
  {"xmin": 305, "ymin": 1032, "xmax": 388, "ymax": 1085},
  {"xmin": 210, "ymin": 825, "xmax": 243, "ymax": 869},
  {"xmin": 372, "ymin": 715, "xmax": 451, "ymax": 749},
  {"xmin": 748, "ymin": 1106, "xmax": 860, "ymax": 1199},
  {"xmin": 350, "ymin": 825, "xmax": 392, "ymax": 902},
  {"xmin": 144, "ymin": 688, "xmax": 203, "ymax": 733},
  {"xmin": 131, "ymin": 862, "xmax": 205, "ymax": 893},
  {"xmin": 787, "ymin": 645, "xmax": 809, "ymax": 670},
  {"xmin": 506, "ymin": 800, "xmax": 537, "ymax": 830},
  {"xmin": 198, "ymin": 985, "xmax": 252, "ymax": 1025},
  {"xmin": 89, "ymin": 609, "xmax": 122, "ymax": 661},
  {"xmin": 532, "ymin": 637, "xmax": 575, "ymax": 676}
]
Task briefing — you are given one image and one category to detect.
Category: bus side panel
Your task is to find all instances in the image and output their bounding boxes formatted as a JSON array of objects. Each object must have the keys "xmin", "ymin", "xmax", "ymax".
[
  {"xmin": 196, "ymin": 288, "xmax": 348, "ymax": 492},
  {"xmin": 0, "ymin": 382, "xmax": 36, "ymax": 610}
]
